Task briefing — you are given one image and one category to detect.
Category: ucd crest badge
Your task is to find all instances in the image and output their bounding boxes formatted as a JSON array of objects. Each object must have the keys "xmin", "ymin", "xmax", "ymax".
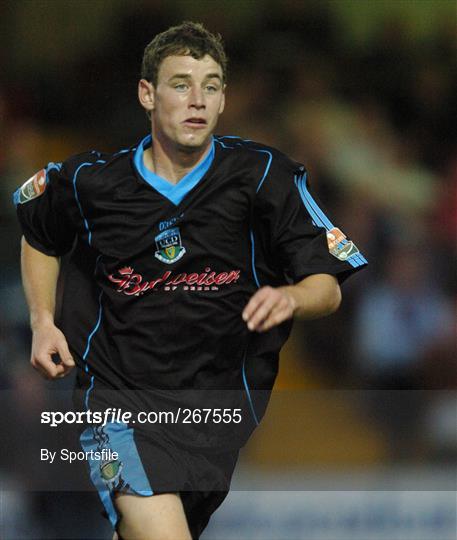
[
  {"xmin": 100, "ymin": 458, "xmax": 123, "ymax": 486},
  {"xmin": 154, "ymin": 227, "xmax": 186, "ymax": 264}
]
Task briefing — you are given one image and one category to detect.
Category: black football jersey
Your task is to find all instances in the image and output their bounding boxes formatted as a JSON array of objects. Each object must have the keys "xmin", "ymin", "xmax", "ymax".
[{"xmin": 14, "ymin": 134, "xmax": 366, "ymax": 445}]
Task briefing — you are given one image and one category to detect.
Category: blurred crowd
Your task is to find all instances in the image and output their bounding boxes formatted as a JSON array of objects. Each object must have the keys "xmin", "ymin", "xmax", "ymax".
[{"xmin": 0, "ymin": 1, "xmax": 455, "ymax": 537}]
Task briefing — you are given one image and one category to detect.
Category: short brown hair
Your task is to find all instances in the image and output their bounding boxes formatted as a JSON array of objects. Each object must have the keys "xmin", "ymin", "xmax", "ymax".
[{"xmin": 141, "ymin": 21, "xmax": 227, "ymax": 86}]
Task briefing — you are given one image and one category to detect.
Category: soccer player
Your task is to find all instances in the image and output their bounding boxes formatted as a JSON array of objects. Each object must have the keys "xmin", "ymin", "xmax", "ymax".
[{"xmin": 14, "ymin": 22, "xmax": 367, "ymax": 540}]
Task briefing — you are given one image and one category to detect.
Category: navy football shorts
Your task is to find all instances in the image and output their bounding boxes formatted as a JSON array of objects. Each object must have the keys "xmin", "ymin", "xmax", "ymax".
[{"xmin": 80, "ymin": 421, "xmax": 239, "ymax": 539}]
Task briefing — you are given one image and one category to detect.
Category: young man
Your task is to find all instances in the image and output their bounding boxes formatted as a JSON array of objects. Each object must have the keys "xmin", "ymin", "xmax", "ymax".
[{"xmin": 15, "ymin": 22, "xmax": 366, "ymax": 540}]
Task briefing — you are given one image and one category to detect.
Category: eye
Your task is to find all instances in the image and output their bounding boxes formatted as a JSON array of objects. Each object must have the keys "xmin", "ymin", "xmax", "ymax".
[
  {"xmin": 174, "ymin": 83, "xmax": 188, "ymax": 92},
  {"xmin": 205, "ymin": 85, "xmax": 218, "ymax": 93}
]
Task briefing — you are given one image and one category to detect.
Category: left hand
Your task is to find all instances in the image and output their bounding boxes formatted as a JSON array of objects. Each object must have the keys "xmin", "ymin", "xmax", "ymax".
[{"xmin": 242, "ymin": 286, "xmax": 296, "ymax": 332}]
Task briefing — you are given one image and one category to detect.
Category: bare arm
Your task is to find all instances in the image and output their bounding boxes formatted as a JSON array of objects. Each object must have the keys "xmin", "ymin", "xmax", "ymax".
[
  {"xmin": 21, "ymin": 236, "xmax": 74, "ymax": 378},
  {"xmin": 242, "ymin": 274, "xmax": 341, "ymax": 332}
]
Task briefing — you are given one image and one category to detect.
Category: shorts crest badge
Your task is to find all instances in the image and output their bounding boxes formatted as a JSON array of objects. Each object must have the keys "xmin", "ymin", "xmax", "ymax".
[
  {"xmin": 154, "ymin": 227, "xmax": 186, "ymax": 264},
  {"xmin": 326, "ymin": 227, "xmax": 360, "ymax": 261},
  {"xmin": 100, "ymin": 458, "xmax": 123, "ymax": 485}
]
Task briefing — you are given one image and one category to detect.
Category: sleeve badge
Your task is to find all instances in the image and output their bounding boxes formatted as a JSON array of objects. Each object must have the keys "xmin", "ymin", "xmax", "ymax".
[
  {"xmin": 326, "ymin": 227, "xmax": 360, "ymax": 261},
  {"xmin": 15, "ymin": 169, "xmax": 47, "ymax": 204}
]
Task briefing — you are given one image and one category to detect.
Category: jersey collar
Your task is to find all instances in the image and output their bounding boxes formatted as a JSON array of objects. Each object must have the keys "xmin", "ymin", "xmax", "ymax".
[{"xmin": 133, "ymin": 134, "xmax": 215, "ymax": 206}]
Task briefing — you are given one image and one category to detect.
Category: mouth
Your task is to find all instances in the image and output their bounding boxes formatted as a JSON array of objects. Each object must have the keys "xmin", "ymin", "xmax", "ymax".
[{"xmin": 182, "ymin": 118, "xmax": 207, "ymax": 129}]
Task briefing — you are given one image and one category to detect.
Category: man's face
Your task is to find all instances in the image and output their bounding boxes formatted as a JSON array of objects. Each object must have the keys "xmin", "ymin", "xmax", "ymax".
[{"xmin": 142, "ymin": 54, "xmax": 225, "ymax": 152}]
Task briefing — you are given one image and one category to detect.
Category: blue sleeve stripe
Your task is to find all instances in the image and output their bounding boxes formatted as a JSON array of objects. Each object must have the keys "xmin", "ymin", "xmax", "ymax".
[
  {"xmin": 294, "ymin": 174, "xmax": 326, "ymax": 229},
  {"xmin": 352, "ymin": 254, "xmax": 366, "ymax": 267},
  {"xmin": 354, "ymin": 252, "xmax": 368, "ymax": 265},
  {"xmin": 72, "ymin": 159, "xmax": 106, "ymax": 246},
  {"xmin": 295, "ymin": 173, "xmax": 367, "ymax": 269},
  {"xmin": 254, "ymin": 149, "xmax": 273, "ymax": 193},
  {"xmin": 296, "ymin": 172, "xmax": 334, "ymax": 229}
]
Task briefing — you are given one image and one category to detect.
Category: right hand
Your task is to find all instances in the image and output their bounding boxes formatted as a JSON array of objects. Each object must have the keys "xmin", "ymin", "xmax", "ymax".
[{"xmin": 31, "ymin": 321, "xmax": 75, "ymax": 379}]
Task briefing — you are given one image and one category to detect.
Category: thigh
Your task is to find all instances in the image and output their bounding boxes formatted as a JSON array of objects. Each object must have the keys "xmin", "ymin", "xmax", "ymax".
[{"xmin": 114, "ymin": 492, "xmax": 192, "ymax": 540}]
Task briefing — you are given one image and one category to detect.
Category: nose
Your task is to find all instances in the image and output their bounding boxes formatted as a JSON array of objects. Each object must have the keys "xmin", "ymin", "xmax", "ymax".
[{"xmin": 189, "ymin": 86, "xmax": 205, "ymax": 110}]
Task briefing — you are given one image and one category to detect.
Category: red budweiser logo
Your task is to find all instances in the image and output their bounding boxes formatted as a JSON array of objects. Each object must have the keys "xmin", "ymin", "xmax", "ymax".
[{"xmin": 108, "ymin": 266, "xmax": 240, "ymax": 296}]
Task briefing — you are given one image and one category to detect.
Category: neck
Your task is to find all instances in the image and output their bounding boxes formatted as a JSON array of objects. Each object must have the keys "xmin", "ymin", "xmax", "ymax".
[{"xmin": 143, "ymin": 131, "xmax": 211, "ymax": 185}]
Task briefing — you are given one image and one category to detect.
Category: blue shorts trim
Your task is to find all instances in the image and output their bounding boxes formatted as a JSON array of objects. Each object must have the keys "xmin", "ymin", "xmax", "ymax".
[{"xmin": 80, "ymin": 421, "xmax": 153, "ymax": 527}]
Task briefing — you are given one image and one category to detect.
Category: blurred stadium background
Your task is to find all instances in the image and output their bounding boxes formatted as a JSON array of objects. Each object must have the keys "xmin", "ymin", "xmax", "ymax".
[{"xmin": 0, "ymin": 1, "xmax": 455, "ymax": 539}]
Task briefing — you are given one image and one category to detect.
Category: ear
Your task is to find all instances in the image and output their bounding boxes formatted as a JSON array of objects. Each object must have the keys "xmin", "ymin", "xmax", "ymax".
[
  {"xmin": 138, "ymin": 79, "xmax": 155, "ymax": 114},
  {"xmin": 218, "ymin": 84, "xmax": 226, "ymax": 115}
]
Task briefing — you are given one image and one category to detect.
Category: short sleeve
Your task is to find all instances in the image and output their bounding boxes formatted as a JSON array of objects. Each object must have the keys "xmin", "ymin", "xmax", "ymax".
[
  {"xmin": 13, "ymin": 162, "xmax": 77, "ymax": 256},
  {"xmin": 253, "ymin": 165, "xmax": 367, "ymax": 284}
]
